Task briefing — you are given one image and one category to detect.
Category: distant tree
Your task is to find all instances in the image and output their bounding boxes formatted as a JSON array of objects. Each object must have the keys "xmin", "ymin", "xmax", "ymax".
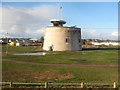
[
  {"xmin": 39, "ymin": 36, "xmax": 44, "ymax": 43},
  {"xmin": 82, "ymin": 39, "xmax": 86, "ymax": 45},
  {"xmin": 38, "ymin": 36, "xmax": 44, "ymax": 47}
]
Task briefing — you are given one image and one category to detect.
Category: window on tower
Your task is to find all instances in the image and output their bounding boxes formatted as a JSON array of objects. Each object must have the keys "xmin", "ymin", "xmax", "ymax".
[
  {"xmin": 79, "ymin": 39, "xmax": 81, "ymax": 43},
  {"xmin": 66, "ymin": 38, "xmax": 68, "ymax": 43},
  {"xmin": 65, "ymin": 37, "xmax": 70, "ymax": 43}
]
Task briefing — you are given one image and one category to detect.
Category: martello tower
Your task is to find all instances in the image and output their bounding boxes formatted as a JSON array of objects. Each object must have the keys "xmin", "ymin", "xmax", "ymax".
[{"xmin": 43, "ymin": 19, "xmax": 82, "ymax": 51}]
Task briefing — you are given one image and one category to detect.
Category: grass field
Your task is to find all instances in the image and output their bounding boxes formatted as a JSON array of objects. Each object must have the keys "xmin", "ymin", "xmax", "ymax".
[{"xmin": 1, "ymin": 45, "xmax": 119, "ymax": 84}]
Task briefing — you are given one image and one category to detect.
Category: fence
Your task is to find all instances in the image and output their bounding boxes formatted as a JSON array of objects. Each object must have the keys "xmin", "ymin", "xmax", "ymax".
[{"xmin": 0, "ymin": 82, "xmax": 118, "ymax": 88}]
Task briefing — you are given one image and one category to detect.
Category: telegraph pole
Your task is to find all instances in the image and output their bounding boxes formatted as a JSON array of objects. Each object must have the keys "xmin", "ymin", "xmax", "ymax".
[{"xmin": 6, "ymin": 32, "xmax": 8, "ymax": 55}]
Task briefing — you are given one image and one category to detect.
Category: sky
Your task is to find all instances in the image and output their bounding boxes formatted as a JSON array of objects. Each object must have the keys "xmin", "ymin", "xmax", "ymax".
[{"xmin": 0, "ymin": 2, "xmax": 118, "ymax": 40}]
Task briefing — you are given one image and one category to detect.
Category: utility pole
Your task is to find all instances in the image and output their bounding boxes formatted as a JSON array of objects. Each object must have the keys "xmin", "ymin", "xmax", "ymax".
[{"xmin": 6, "ymin": 32, "xmax": 8, "ymax": 55}]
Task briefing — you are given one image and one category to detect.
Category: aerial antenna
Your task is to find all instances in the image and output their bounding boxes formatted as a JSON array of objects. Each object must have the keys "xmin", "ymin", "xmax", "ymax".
[
  {"xmin": 60, "ymin": 5, "xmax": 62, "ymax": 19},
  {"xmin": 57, "ymin": 1, "xmax": 62, "ymax": 19}
]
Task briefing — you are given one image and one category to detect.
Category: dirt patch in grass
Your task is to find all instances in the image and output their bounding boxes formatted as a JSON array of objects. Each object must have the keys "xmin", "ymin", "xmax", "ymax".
[
  {"xmin": 27, "ymin": 70, "xmax": 74, "ymax": 81},
  {"xmin": 3, "ymin": 68, "xmax": 74, "ymax": 82}
]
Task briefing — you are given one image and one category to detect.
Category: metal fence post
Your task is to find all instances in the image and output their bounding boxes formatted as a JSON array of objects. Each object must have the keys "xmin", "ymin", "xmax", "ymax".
[
  {"xmin": 80, "ymin": 82, "xmax": 84, "ymax": 88},
  {"xmin": 45, "ymin": 82, "xmax": 48, "ymax": 88},
  {"xmin": 9, "ymin": 82, "xmax": 12, "ymax": 87},
  {"xmin": 113, "ymin": 82, "xmax": 116, "ymax": 88}
]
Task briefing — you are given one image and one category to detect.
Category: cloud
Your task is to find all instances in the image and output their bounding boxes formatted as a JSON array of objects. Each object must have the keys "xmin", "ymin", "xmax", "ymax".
[
  {"xmin": 1, "ymin": 4, "xmax": 118, "ymax": 40},
  {"xmin": 111, "ymin": 31, "xmax": 118, "ymax": 37},
  {"xmin": 1, "ymin": 4, "xmax": 58, "ymax": 38},
  {"xmin": 82, "ymin": 29, "xmax": 101, "ymax": 39},
  {"xmin": 82, "ymin": 29, "xmax": 118, "ymax": 40}
]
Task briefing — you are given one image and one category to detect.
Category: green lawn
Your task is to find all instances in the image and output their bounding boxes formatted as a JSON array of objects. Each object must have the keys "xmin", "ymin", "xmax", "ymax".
[
  {"xmin": 2, "ymin": 62, "xmax": 118, "ymax": 83},
  {"xmin": 2, "ymin": 45, "xmax": 42, "ymax": 53},
  {"xmin": 2, "ymin": 48, "xmax": 118, "ymax": 64},
  {"xmin": 1, "ymin": 45, "xmax": 119, "ymax": 83}
]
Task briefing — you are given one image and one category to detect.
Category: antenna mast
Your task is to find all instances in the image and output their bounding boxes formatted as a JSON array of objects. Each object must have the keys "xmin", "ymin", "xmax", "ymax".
[
  {"xmin": 57, "ymin": 1, "xmax": 62, "ymax": 19},
  {"xmin": 60, "ymin": 5, "xmax": 62, "ymax": 19}
]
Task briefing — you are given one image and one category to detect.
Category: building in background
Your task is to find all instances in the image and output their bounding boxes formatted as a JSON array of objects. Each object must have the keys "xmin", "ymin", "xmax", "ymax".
[
  {"xmin": 91, "ymin": 41, "xmax": 120, "ymax": 46},
  {"xmin": 0, "ymin": 38, "xmax": 38, "ymax": 46}
]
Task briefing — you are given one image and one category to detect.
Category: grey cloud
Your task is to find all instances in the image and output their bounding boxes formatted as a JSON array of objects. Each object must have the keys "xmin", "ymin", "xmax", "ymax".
[{"xmin": 1, "ymin": 5, "xmax": 58, "ymax": 38}]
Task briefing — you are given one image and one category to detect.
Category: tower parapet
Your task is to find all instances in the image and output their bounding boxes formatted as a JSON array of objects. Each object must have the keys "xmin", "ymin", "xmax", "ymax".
[{"xmin": 50, "ymin": 19, "xmax": 66, "ymax": 27}]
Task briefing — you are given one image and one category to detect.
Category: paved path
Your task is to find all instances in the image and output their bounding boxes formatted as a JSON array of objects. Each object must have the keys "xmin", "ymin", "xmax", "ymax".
[{"xmin": 2, "ymin": 59, "xmax": 118, "ymax": 67}]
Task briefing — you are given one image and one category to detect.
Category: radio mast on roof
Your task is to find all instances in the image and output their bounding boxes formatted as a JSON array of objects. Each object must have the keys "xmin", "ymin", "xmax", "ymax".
[
  {"xmin": 57, "ymin": 2, "xmax": 62, "ymax": 19},
  {"xmin": 60, "ymin": 5, "xmax": 62, "ymax": 19}
]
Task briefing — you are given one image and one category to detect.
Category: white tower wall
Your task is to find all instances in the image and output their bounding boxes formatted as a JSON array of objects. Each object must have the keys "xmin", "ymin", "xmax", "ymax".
[{"xmin": 43, "ymin": 26, "xmax": 82, "ymax": 51}]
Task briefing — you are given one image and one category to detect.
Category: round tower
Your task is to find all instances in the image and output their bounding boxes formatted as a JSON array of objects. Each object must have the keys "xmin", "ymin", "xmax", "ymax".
[{"xmin": 43, "ymin": 19, "xmax": 82, "ymax": 51}]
